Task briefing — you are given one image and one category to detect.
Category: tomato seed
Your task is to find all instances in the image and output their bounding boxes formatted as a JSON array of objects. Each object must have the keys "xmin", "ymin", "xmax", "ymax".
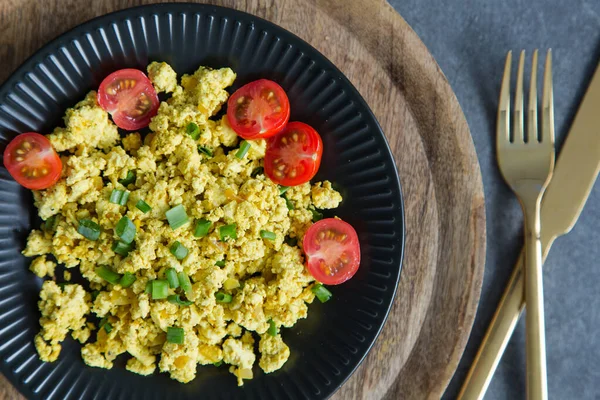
[
  {"xmin": 41, "ymin": 168, "xmax": 48, "ymax": 176},
  {"xmin": 288, "ymin": 170, "xmax": 297, "ymax": 178},
  {"xmin": 15, "ymin": 149, "xmax": 24, "ymax": 155},
  {"xmin": 237, "ymin": 97, "xmax": 244, "ymax": 104},
  {"xmin": 22, "ymin": 141, "xmax": 31, "ymax": 150},
  {"xmin": 267, "ymin": 91, "xmax": 274, "ymax": 99},
  {"xmin": 15, "ymin": 156, "xmax": 23, "ymax": 162},
  {"xmin": 292, "ymin": 132, "xmax": 298, "ymax": 142},
  {"xmin": 281, "ymin": 137, "xmax": 287, "ymax": 144}
]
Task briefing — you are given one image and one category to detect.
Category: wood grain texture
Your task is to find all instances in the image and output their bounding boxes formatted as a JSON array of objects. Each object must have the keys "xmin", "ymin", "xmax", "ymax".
[{"xmin": 0, "ymin": 0, "xmax": 486, "ymax": 399}]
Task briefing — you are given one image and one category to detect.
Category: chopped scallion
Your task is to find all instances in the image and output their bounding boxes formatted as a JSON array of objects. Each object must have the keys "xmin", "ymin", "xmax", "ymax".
[
  {"xmin": 198, "ymin": 146, "xmax": 213, "ymax": 157},
  {"xmin": 193, "ymin": 219, "xmax": 211, "ymax": 238},
  {"xmin": 267, "ymin": 319, "xmax": 278, "ymax": 336},
  {"xmin": 260, "ymin": 230, "xmax": 276, "ymax": 240},
  {"xmin": 219, "ymin": 223, "xmax": 237, "ymax": 241},
  {"xmin": 112, "ymin": 240, "xmax": 133, "ymax": 256},
  {"xmin": 44, "ymin": 216, "xmax": 57, "ymax": 231},
  {"xmin": 78, "ymin": 219, "xmax": 101, "ymax": 241},
  {"xmin": 167, "ymin": 294, "xmax": 193, "ymax": 306},
  {"xmin": 99, "ymin": 317, "xmax": 112, "ymax": 333},
  {"xmin": 165, "ymin": 268, "xmax": 179, "ymax": 289},
  {"xmin": 151, "ymin": 279, "xmax": 169, "ymax": 300},
  {"xmin": 251, "ymin": 166, "xmax": 264, "ymax": 178},
  {"xmin": 118, "ymin": 170, "xmax": 136, "ymax": 186},
  {"xmin": 167, "ymin": 326, "xmax": 185, "ymax": 344},
  {"xmin": 186, "ymin": 122, "xmax": 201, "ymax": 140},
  {"xmin": 170, "ymin": 241, "xmax": 188, "ymax": 260},
  {"xmin": 145, "ymin": 281, "xmax": 152, "ymax": 294},
  {"xmin": 96, "ymin": 266, "xmax": 121, "ymax": 285},
  {"xmin": 103, "ymin": 322, "xmax": 113, "ymax": 334},
  {"xmin": 115, "ymin": 216, "xmax": 136, "ymax": 244},
  {"xmin": 91, "ymin": 290, "xmax": 100, "ymax": 301},
  {"xmin": 215, "ymin": 260, "xmax": 226, "ymax": 267},
  {"xmin": 166, "ymin": 205, "xmax": 189, "ymax": 229},
  {"xmin": 135, "ymin": 199, "xmax": 151, "ymax": 213},
  {"xmin": 235, "ymin": 140, "xmax": 251, "ymax": 159},
  {"xmin": 119, "ymin": 272, "xmax": 136, "ymax": 288},
  {"xmin": 278, "ymin": 186, "xmax": 289, "ymax": 195},
  {"xmin": 177, "ymin": 272, "xmax": 193, "ymax": 296},
  {"xmin": 213, "ymin": 360, "xmax": 223, "ymax": 367},
  {"xmin": 109, "ymin": 189, "xmax": 129, "ymax": 206},
  {"xmin": 215, "ymin": 291, "xmax": 233, "ymax": 303},
  {"xmin": 283, "ymin": 195, "xmax": 294, "ymax": 210},
  {"xmin": 310, "ymin": 207, "xmax": 324, "ymax": 222},
  {"xmin": 311, "ymin": 283, "xmax": 333, "ymax": 303}
]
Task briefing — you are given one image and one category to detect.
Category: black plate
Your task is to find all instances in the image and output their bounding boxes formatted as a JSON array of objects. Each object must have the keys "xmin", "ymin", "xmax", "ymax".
[{"xmin": 0, "ymin": 4, "xmax": 404, "ymax": 400}]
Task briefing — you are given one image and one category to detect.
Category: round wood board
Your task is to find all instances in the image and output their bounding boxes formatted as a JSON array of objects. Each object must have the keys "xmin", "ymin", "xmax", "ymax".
[{"xmin": 0, "ymin": 0, "xmax": 486, "ymax": 399}]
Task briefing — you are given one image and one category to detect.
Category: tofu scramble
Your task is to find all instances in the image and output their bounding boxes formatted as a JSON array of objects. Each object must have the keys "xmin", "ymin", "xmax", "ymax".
[{"xmin": 23, "ymin": 62, "xmax": 343, "ymax": 385}]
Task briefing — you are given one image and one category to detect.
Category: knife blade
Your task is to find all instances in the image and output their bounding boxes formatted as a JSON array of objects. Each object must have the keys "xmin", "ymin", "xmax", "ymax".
[{"xmin": 458, "ymin": 61, "xmax": 600, "ymax": 400}]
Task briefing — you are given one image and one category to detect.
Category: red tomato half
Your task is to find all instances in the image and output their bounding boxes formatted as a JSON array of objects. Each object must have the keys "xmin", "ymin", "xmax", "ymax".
[
  {"xmin": 97, "ymin": 69, "xmax": 159, "ymax": 131},
  {"xmin": 3, "ymin": 133, "xmax": 62, "ymax": 190},
  {"xmin": 264, "ymin": 122, "xmax": 323, "ymax": 186},
  {"xmin": 226, "ymin": 79, "xmax": 290, "ymax": 139},
  {"xmin": 303, "ymin": 218, "xmax": 361, "ymax": 285}
]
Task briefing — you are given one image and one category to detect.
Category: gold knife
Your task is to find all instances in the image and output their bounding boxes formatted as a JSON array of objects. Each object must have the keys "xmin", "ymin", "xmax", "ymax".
[{"xmin": 458, "ymin": 61, "xmax": 600, "ymax": 400}]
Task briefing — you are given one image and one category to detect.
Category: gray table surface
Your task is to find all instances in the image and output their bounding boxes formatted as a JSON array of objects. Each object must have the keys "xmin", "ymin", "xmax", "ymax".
[{"xmin": 386, "ymin": 0, "xmax": 600, "ymax": 399}]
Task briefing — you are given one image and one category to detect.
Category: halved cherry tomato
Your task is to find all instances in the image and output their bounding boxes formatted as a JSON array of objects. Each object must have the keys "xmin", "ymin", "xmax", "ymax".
[
  {"xmin": 303, "ymin": 218, "xmax": 361, "ymax": 285},
  {"xmin": 3, "ymin": 133, "xmax": 62, "ymax": 190},
  {"xmin": 97, "ymin": 69, "xmax": 159, "ymax": 131},
  {"xmin": 226, "ymin": 79, "xmax": 290, "ymax": 139},
  {"xmin": 264, "ymin": 122, "xmax": 323, "ymax": 186}
]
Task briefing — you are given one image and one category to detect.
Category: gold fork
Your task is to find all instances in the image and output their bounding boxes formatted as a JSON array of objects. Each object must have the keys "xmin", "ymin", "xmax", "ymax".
[{"xmin": 497, "ymin": 49, "xmax": 555, "ymax": 400}]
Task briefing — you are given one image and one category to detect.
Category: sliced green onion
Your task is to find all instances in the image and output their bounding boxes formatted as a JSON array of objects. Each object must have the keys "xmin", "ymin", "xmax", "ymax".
[
  {"xmin": 135, "ymin": 199, "xmax": 151, "ymax": 213},
  {"xmin": 219, "ymin": 223, "xmax": 237, "ymax": 241},
  {"xmin": 267, "ymin": 319, "xmax": 278, "ymax": 336},
  {"xmin": 167, "ymin": 294, "xmax": 193, "ymax": 306},
  {"xmin": 186, "ymin": 122, "xmax": 200, "ymax": 140},
  {"xmin": 99, "ymin": 317, "xmax": 110, "ymax": 332},
  {"xmin": 312, "ymin": 283, "xmax": 333, "ymax": 303},
  {"xmin": 194, "ymin": 219, "xmax": 211, "ymax": 238},
  {"xmin": 283, "ymin": 195, "xmax": 294, "ymax": 210},
  {"xmin": 165, "ymin": 268, "xmax": 179, "ymax": 289},
  {"xmin": 109, "ymin": 189, "xmax": 129, "ymax": 206},
  {"xmin": 96, "ymin": 266, "xmax": 121, "ymax": 285},
  {"xmin": 119, "ymin": 272, "xmax": 136, "ymax": 288},
  {"xmin": 145, "ymin": 281, "xmax": 152, "ymax": 294},
  {"xmin": 278, "ymin": 186, "xmax": 289, "ymax": 195},
  {"xmin": 91, "ymin": 290, "xmax": 100, "ymax": 301},
  {"xmin": 260, "ymin": 230, "xmax": 276, "ymax": 240},
  {"xmin": 284, "ymin": 236, "xmax": 298, "ymax": 247},
  {"xmin": 215, "ymin": 291, "xmax": 233, "ymax": 303},
  {"xmin": 112, "ymin": 240, "xmax": 133, "ymax": 256},
  {"xmin": 215, "ymin": 260, "xmax": 226, "ymax": 267},
  {"xmin": 235, "ymin": 140, "xmax": 251, "ymax": 159},
  {"xmin": 170, "ymin": 241, "xmax": 188, "ymax": 260},
  {"xmin": 118, "ymin": 170, "xmax": 136, "ymax": 186},
  {"xmin": 166, "ymin": 205, "xmax": 189, "ymax": 229},
  {"xmin": 115, "ymin": 216, "xmax": 136, "ymax": 244},
  {"xmin": 310, "ymin": 207, "xmax": 324, "ymax": 222},
  {"xmin": 177, "ymin": 272, "xmax": 193, "ymax": 296},
  {"xmin": 104, "ymin": 322, "xmax": 113, "ymax": 333},
  {"xmin": 78, "ymin": 219, "xmax": 101, "ymax": 241},
  {"xmin": 251, "ymin": 166, "xmax": 264, "ymax": 178},
  {"xmin": 167, "ymin": 326, "xmax": 185, "ymax": 344},
  {"xmin": 151, "ymin": 279, "xmax": 169, "ymax": 300},
  {"xmin": 198, "ymin": 146, "xmax": 213, "ymax": 157},
  {"xmin": 213, "ymin": 360, "xmax": 223, "ymax": 367},
  {"xmin": 44, "ymin": 216, "xmax": 57, "ymax": 231}
]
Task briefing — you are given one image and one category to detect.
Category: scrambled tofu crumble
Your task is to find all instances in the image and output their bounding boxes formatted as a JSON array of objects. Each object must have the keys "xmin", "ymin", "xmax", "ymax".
[{"xmin": 25, "ymin": 62, "xmax": 343, "ymax": 385}]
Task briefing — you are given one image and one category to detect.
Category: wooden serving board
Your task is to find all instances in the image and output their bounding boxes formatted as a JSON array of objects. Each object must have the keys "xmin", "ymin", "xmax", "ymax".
[{"xmin": 0, "ymin": 0, "xmax": 486, "ymax": 399}]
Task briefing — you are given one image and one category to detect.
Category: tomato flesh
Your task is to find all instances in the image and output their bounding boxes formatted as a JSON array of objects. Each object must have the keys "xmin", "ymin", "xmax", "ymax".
[
  {"xmin": 227, "ymin": 79, "xmax": 290, "ymax": 139},
  {"xmin": 303, "ymin": 218, "xmax": 360, "ymax": 285},
  {"xmin": 97, "ymin": 69, "xmax": 159, "ymax": 131},
  {"xmin": 3, "ymin": 132, "xmax": 62, "ymax": 190},
  {"xmin": 264, "ymin": 122, "xmax": 323, "ymax": 186}
]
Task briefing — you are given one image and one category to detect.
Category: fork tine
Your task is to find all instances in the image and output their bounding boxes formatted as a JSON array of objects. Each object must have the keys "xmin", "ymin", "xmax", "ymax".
[
  {"xmin": 513, "ymin": 50, "xmax": 525, "ymax": 143},
  {"xmin": 528, "ymin": 50, "xmax": 539, "ymax": 142},
  {"xmin": 541, "ymin": 49, "xmax": 555, "ymax": 145},
  {"xmin": 497, "ymin": 51, "xmax": 512, "ymax": 145}
]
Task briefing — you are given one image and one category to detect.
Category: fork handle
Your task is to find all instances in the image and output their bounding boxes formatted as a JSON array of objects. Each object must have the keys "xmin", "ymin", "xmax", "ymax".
[{"xmin": 524, "ymin": 202, "xmax": 548, "ymax": 400}]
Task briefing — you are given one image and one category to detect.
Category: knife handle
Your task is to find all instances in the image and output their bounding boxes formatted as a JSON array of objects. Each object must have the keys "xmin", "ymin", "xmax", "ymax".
[{"xmin": 457, "ymin": 251, "xmax": 526, "ymax": 400}]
